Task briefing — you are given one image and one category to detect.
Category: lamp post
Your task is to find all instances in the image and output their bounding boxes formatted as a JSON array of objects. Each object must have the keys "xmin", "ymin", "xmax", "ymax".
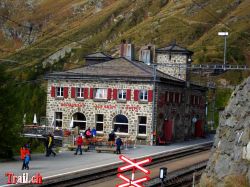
[{"xmin": 218, "ymin": 32, "xmax": 229, "ymax": 70}]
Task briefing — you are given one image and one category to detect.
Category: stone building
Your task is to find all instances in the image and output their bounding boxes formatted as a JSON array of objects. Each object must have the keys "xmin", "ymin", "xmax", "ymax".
[
  {"xmin": 155, "ymin": 42, "xmax": 193, "ymax": 81},
  {"xmin": 45, "ymin": 44, "xmax": 207, "ymax": 145}
]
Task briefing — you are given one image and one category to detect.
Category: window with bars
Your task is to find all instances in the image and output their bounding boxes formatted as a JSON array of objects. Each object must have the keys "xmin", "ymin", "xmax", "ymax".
[{"xmin": 96, "ymin": 114, "xmax": 104, "ymax": 132}]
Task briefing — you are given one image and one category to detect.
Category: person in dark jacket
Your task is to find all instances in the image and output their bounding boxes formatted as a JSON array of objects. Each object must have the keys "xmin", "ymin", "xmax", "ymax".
[
  {"xmin": 108, "ymin": 129, "xmax": 116, "ymax": 147},
  {"xmin": 115, "ymin": 136, "xmax": 123, "ymax": 154},
  {"xmin": 46, "ymin": 133, "xmax": 56, "ymax": 157}
]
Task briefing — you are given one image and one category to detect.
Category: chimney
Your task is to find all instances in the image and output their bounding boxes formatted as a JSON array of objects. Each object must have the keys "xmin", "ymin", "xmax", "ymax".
[
  {"xmin": 139, "ymin": 44, "xmax": 155, "ymax": 65},
  {"xmin": 119, "ymin": 39, "xmax": 135, "ymax": 61}
]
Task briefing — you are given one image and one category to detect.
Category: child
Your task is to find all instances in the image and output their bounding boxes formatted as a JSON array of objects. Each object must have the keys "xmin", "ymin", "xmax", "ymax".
[
  {"xmin": 24, "ymin": 153, "xmax": 30, "ymax": 170},
  {"xmin": 20, "ymin": 146, "xmax": 26, "ymax": 170}
]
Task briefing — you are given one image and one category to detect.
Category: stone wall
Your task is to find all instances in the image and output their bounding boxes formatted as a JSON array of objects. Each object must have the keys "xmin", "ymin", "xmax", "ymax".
[
  {"xmin": 200, "ymin": 77, "xmax": 250, "ymax": 186},
  {"xmin": 46, "ymin": 80, "xmax": 153, "ymax": 143},
  {"xmin": 156, "ymin": 53, "xmax": 188, "ymax": 80}
]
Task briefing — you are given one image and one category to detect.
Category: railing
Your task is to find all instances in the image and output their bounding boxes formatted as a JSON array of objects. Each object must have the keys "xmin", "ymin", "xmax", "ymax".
[{"xmin": 23, "ymin": 125, "xmax": 63, "ymax": 137}]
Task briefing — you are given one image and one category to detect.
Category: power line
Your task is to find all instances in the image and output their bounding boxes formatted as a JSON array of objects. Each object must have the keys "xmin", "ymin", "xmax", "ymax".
[{"xmin": 191, "ymin": 0, "xmax": 250, "ymax": 43}]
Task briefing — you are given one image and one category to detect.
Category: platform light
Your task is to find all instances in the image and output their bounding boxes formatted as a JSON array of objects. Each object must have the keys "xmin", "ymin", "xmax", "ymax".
[
  {"xmin": 218, "ymin": 32, "xmax": 229, "ymax": 70},
  {"xmin": 159, "ymin": 167, "xmax": 167, "ymax": 179}
]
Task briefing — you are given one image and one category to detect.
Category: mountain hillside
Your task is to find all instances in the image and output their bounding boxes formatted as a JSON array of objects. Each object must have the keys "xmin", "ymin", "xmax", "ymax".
[{"xmin": 0, "ymin": 0, "xmax": 250, "ymax": 84}]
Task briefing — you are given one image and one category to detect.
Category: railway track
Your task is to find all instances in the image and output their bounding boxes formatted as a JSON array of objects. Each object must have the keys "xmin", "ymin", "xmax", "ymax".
[{"xmin": 20, "ymin": 142, "xmax": 213, "ymax": 187}]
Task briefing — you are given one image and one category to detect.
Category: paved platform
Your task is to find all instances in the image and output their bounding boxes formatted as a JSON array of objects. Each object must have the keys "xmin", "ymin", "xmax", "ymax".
[{"xmin": 0, "ymin": 135, "xmax": 214, "ymax": 186}]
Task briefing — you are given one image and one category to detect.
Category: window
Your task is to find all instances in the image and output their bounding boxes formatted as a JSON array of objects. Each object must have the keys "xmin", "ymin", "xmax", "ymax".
[
  {"xmin": 55, "ymin": 112, "xmax": 62, "ymax": 128},
  {"xmin": 95, "ymin": 88, "xmax": 107, "ymax": 99},
  {"xmin": 76, "ymin": 87, "xmax": 84, "ymax": 98},
  {"xmin": 118, "ymin": 89, "xmax": 126, "ymax": 100},
  {"xmin": 72, "ymin": 112, "xmax": 86, "ymax": 130},
  {"xmin": 113, "ymin": 114, "xmax": 128, "ymax": 133},
  {"xmin": 139, "ymin": 90, "xmax": 148, "ymax": 101},
  {"xmin": 96, "ymin": 114, "xmax": 104, "ymax": 131},
  {"xmin": 138, "ymin": 116, "xmax": 147, "ymax": 135},
  {"xmin": 56, "ymin": 87, "xmax": 64, "ymax": 97}
]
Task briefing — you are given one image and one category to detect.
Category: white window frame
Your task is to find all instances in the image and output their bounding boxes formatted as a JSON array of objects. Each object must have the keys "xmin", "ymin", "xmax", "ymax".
[
  {"xmin": 139, "ymin": 90, "xmax": 148, "ymax": 101},
  {"xmin": 76, "ymin": 87, "xmax": 84, "ymax": 98},
  {"xmin": 138, "ymin": 116, "xmax": 147, "ymax": 135},
  {"xmin": 118, "ymin": 89, "xmax": 126, "ymax": 100},
  {"xmin": 55, "ymin": 112, "xmax": 62, "ymax": 128},
  {"xmin": 56, "ymin": 87, "xmax": 64, "ymax": 97},
  {"xmin": 95, "ymin": 114, "xmax": 104, "ymax": 132},
  {"xmin": 95, "ymin": 88, "xmax": 107, "ymax": 99}
]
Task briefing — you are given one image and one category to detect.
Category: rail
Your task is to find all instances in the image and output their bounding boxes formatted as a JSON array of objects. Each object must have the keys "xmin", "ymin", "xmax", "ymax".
[{"xmin": 19, "ymin": 141, "xmax": 213, "ymax": 187}]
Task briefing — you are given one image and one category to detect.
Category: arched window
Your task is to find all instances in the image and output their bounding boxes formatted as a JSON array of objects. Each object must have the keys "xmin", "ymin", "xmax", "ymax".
[
  {"xmin": 72, "ymin": 112, "xmax": 86, "ymax": 130},
  {"xmin": 113, "ymin": 114, "xmax": 128, "ymax": 133}
]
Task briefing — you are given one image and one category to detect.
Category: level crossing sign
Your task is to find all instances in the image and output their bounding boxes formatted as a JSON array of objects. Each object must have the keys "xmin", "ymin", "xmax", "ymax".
[{"xmin": 116, "ymin": 155, "xmax": 152, "ymax": 187}]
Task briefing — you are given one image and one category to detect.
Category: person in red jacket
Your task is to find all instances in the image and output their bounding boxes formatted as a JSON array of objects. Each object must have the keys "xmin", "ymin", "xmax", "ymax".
[
  {"xmin": 74, "ymin": 134, "xmax": 83, "ymax": 155},
  {"xmin": 20, "ymin": 145, "xmax": 30, "ymax": 170}
]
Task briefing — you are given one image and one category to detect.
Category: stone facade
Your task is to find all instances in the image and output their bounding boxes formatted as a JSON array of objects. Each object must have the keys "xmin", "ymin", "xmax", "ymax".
[
  {"xmin": 46, "ymin": 80, "xmax": 153, "ymax": 143},
  {"xmin": 156, "ymin": 82, "xmax": 206, "ymax": 142},
  {"xmin": 156, "ymin": 53, "xmax": 188, "ymax": 80}
]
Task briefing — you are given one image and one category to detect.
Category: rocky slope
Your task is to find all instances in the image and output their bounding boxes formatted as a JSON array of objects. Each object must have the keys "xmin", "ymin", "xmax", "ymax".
[
  {"xmin": 200, "ymin": 77, "xmax": 250, "ymax": 186},
  {"xmin": 0, "ymin": 0, "xmax": 249, "ymax": 83}
]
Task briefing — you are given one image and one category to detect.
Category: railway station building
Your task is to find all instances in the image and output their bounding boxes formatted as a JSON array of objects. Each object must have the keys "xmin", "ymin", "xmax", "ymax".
[{"xmin": 45, "ymin": 42, "xmax": 207, "ymax": 145}]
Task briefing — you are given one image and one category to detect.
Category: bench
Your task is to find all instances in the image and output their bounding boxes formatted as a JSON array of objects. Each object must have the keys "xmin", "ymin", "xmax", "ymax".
[
  {"xmin": 68, "ymin": 145, "xmax": 89, "ymax": 152},
  {"xmin": 95, "ymin": 146, "xmax": 116, "ymax": 153}
]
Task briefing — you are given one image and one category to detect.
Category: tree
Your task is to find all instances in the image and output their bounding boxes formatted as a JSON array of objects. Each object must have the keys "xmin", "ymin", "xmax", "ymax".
[{"xmin": 0, "ymin": 66, "xmax": 23, "ymax": 158}]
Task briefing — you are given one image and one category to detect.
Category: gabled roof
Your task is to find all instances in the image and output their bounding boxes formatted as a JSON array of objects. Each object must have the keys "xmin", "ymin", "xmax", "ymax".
[
  {"xmin": 84, "ymin": 52, "xmax": 113, "ymax": 59},
  {"xmin": 156, "ymin": 43, "xmax": 193, "ymax": 55},
  {"xmin": 45, "ymin": 57, "xmax": 184, "ymax": 83}
]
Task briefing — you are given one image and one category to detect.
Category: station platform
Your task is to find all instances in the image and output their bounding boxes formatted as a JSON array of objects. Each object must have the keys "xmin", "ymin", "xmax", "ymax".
[{"xmin": 0, "ymin": 135, "xmax": 214, "ymax": 186}]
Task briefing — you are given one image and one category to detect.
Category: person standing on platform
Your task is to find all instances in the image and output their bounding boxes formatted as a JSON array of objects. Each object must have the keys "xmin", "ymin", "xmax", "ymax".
[
  {"xmin": 108, "ymin": 129, "xmax": 116, "ymax": 147},
  {"xmin": 84, "ymin": 127, "xmax": 92, "ymax": 139},
  {"xmin": 20, "ymin": 145, "xmax": 30, "ymax": 170},
  {"xmin": 47, "ymin": 133, "xmax": 56, "ymax": 157},
  {"xmin": 74, "ymin": 134, "xmax": 83, "ymax": 155},
  {"xmin": 24, "ymin": 153, "xmax": 30, "ymax": 170},
  {"xmin": 115, "ymin": 136, "xmax": 123, "ymax": 154},
  {"xmin": 91, "ymin": 127, "xmax": 97, "ymax": 137}
]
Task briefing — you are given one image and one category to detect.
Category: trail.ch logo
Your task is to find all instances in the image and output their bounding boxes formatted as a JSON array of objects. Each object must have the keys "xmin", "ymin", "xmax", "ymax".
[{"xmin": 5, "ymin": 172, "xmax": 43, "ymax": 184}]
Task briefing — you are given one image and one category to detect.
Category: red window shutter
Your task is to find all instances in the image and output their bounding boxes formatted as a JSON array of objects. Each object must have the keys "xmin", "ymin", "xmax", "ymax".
[
  {"xmin": 107, "ymin": 88, "xmax": 112, "ymax": 100},
  {"xmin": 51, "ymin": 86, "xmax": 55, "ymax": 97},
  {"xmin": 64, "ymin": 87, "xmax": 68, "ymax": 98},
  {"xmin": 126, "ymin": 89, "xmax": 131, "ymax": 101},
  {"xmin": 134, "ymin": 90, "xmax": 139, "ymax": 101},
  {"xmin": 113, "ymin": 89, "xmax": 117, "ymax": 100},
  {"xmin": 148, "ymin": 90, "xmax": 153, "ymax": 102},
  {"xmin": 89, "ymin": 88, "xmax": 94, "ymax": 99},
  {"xmin": 71, "ymin": 87, "xmax": 75, "ymax": 98},
  {"xmin": 84, "ymin": 88, "xmax": 89, "ymax": 99}
]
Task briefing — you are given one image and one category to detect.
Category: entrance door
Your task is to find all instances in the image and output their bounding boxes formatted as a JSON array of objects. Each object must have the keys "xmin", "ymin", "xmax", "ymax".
[
  {"xmin": 164, "ymin": 120, "xmax": 173, "ymax": 141},
  {"xmin": 195, "ymin": 120, "xmax": 203, "ymax": 137}
]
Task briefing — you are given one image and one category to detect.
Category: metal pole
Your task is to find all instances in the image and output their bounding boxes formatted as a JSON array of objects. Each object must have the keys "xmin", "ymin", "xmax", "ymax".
[
  {"xmin": 151, "ymin": 64, "xmax": 157, "ymax": 146},
  {"xmin": 223, "ymin": 35, "xmax": 227, "ymax": 70}
]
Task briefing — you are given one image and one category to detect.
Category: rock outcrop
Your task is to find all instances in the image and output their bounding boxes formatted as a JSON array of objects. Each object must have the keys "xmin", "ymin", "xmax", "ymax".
[{"xmin": 200, "ymin": 77, "xmax": 250, "ymax": 187}]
